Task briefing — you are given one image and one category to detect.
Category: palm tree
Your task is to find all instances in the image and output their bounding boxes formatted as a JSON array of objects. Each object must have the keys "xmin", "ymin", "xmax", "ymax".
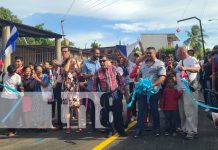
[
  {"xmin": 183, "ymin": 25, "xmax": 208, "ymax": 58},
  {"xmin": 91, "ymin": 41, "xmax": 101, "ymax": 48},
  {"xmin": 184, "ymin": 25, "xmax": 208, "ymax": 49}
]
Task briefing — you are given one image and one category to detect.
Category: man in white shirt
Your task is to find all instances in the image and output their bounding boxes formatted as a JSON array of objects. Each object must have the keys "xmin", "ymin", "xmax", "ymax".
[
  {"xmin": 0, "ymin": 65, "xmax": 23, "ymax": 137},
  {"xmin": 176, "ymin": 46, "xmax": 200, "ymax": 140}
]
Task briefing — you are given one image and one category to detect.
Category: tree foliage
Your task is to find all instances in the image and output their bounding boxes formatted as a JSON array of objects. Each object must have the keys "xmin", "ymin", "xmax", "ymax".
[
  {"xmin": 1, "ymin": 7, "xmax": 74, "ymax": 46},
  {"xmin": 184, "ymin": 25, "xmax": 208, "ymax": 59},
  {"xmin": 91, "ymin": 41, "xmax": 101, "ymax": 48},
  {"xmin": 160, "ymin": 46, "xmax": 176, "ymax": 54},
  {"xmin": 0, "ymin": 7, "xmax": 22, "ymax": 23},
  {"xmin": 133, "ymin": 47, "xmax": 141, "ymax": 54},
  {"xmin": 16, "ymin": 23, "xmax": 56, "ymax": 45}
]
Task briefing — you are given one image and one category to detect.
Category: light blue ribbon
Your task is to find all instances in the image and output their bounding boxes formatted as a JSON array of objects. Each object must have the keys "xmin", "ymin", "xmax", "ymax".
[
  {"xmin": 127, "ymin": 77, "xmax": 156, "ymax": 108},
  {"xmin": 181, "ymin": 78, "xmax": 218, "ymax": 110},
  {"xmin": 0, "ymin": 83, "xmax": 22, "ymax": 123}
]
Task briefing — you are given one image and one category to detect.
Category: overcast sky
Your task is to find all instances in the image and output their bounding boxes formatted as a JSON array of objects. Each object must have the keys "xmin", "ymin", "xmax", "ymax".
[{"xmin": 1, "ymin": 0, "xmax": 218, "ymax": 49}]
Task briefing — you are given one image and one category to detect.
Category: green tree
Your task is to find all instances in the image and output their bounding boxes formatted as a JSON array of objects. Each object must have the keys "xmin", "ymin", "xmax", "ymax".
[
  {"xmin": 0, "ymin": 7, "xmax": 22, "ymax": 23},
  {"xmin": 161, "ymin": 46, "xmax": 175, "ymax": 54},
  {"xmin": 91, "ymin": 41, "xmax": 101, "ymax": 48},
  {"xmin": 184, "ymin": 25, "xmax": 208, "ymax": 59},
  {"xmin": 16, "ymin": 23, "xmax": 55, "ymax": 45},
  {"xmin": 61, "ymin": 39, "xmax": 74, "ymax": 47},
  {"xmin": 133, "ymin": 47, "xmax": 140, "ymax": 53}
]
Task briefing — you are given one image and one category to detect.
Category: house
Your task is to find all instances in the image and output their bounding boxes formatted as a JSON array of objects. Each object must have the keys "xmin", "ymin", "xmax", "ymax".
[
  {"xmin": 11, "ymin": 45, "xmax": 117, "ymax": 65},
  {"xmin": 140, "ymin": 33, "xmax": 179, "ymax": 50}
]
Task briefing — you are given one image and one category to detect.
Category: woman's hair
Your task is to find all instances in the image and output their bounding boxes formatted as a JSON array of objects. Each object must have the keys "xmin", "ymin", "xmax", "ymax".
[
  {"xmin": 35, "ymin": 65, "xmax": 43, "ymax": 72},
  {"xmin": 23, "ymin": 66, "xmax": 31, "ymax": 72},
  {"xmin": 7, "ymin": 65, "xmax": 16, "ymax": 74}
]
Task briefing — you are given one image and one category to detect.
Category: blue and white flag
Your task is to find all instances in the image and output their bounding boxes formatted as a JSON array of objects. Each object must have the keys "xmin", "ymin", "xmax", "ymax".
[
  {"xmin": 116, "ymin": 40, "xmax": 139, "ymax": 58},
  {"xmin": 1, "ymin": 24, "xmax": 19, "ymax": 58}
]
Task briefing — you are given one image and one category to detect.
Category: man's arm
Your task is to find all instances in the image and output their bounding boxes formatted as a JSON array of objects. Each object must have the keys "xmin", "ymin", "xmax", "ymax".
[
  {"xmin": 81, "ymin": 62, "xmax": 94, "ymax": 79},
  {"xmin": 153, "ymin": 76, "xmax": 166, "ymax": 87},
  {"xmin": 92, "ymin": 72, "xmax": 98, "ymax": 92},
  {"xmin": 139, "ymin": 40, "xmax": 145, "ymax": 55},
  {"xmin": 135, "ymin": 54, "xmax": 146, "ymax": 64},
  {"xmin": 178, "ymin": 66, "xmax": 200, "ymax": 73},
  {"xmin": 117, "ymin": 73, "xmax": 124, "ymax": 93}
]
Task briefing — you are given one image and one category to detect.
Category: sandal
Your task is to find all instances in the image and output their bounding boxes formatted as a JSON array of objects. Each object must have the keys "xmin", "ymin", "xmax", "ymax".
[
  {"xmin": 66, "ymin": 127, "xmax": 71, "ymax": 134},
  {"xmin": 8, "ymin": 132, "xmax": 17, "ymax": 137},
  {"xmin": 76, "ymin": 128, "xmax": 82, "ymax": 133}
]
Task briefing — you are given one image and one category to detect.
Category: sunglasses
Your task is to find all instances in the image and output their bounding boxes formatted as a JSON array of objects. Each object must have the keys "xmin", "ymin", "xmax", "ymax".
[{"xmin": 99, "ymin": 60, "xmax": 106, "ymax": 63}]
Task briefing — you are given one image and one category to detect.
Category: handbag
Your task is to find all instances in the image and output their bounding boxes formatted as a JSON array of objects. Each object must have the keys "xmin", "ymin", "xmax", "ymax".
[
  {"xmin": 182, "ymin": 60, "xmax": 199, "ymax": 92},
  {"xmin": 41, "ymin": 84, "xmax": 54, "ymax": 102}
]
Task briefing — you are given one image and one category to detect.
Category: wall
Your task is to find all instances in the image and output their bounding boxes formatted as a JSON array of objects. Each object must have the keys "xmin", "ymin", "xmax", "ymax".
[{"xmin": 140, "ymin": 34, "xmax": 168, "ymax": 50}]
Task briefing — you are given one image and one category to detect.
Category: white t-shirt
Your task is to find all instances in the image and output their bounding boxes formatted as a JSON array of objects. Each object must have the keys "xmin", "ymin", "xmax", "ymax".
[
  {"xmin": 1, "ymin": 73, "xmax": 22, "ymax": 99},
  {"xmin": 176, "ymin": 56, "xmax": 200, "ymax": 90},
  {"xmin": 116, "ymin": 66, "xmax": 124, "ymax": 76}
]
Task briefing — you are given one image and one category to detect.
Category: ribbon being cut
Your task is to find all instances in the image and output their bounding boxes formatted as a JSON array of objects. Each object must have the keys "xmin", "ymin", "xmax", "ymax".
[
  {"xmin": 176, "ymin": 66, "xmax": 218, "ymax": 110},
  {"xmin": 181, "ymin": 78, "xmax": 218, "ymax": 110},
  {"xmin": 127, "ymin": 77, "xmax": 156, "ymax": 108}
]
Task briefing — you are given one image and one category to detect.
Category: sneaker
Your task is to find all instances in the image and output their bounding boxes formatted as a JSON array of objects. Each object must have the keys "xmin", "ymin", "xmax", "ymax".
[
  {"xmin": 180, "ymin": 131, "xmax": 187, "ymax": 137},
  {"xmin": 144, "ymin": 122, "xmax": 152, "ymax": 131},
  {"xmin": 164, "ymin": 131, "xmax": 169, "ymax": 136},
  {"xmin": 154, "ymin": 130, "xmax": 160, "ymax": 137},
  {"xmin": 131, "ymin": 116, "xmax": 137, "ymax": 122},
  {"xmin": 176, "ymin": 127, "xmax": 182, "ymax": 132},
  {"xmin": 134, "ymin": 130, "xmax": 142, "ymax": 139},
  {"xmin": 107, "ymin": 131, "xmax": 114, "ymax": 138},
  {"xmin": 185, "ymin": 133, "xmax": 194, "ymax": 140},
  {"xmin": 204, "ymin": 108, "xmax": 210, "ymax": 112},
  {"xmin": 119, "ymin": 132, "xmax": 128, "ymax": 137}
]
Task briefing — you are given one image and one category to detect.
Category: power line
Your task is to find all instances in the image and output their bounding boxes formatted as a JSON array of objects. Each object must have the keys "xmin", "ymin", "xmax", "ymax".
[
  {"xmin": 89, "ymin": 0, "xmax": 110, "ymax": 9},
  {"xmin": 97, "ymin": 0, "xmax": 121, "ymax": 11},
  {"xmin": 89, "ymin": 0, "xmax": 102, "ymax": 7},
  {"xmin": 62, "ymin": 0, "xmax": 76, "ymax": 20}
]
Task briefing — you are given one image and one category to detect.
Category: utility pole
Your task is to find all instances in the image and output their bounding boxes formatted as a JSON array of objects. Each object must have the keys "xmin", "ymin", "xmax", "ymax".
[
  {"xmin": 177, "ymin": 16, "xmax": 205, "ymax": 57},
  {"xmin": 61, "ymin": 20, "xmax": 65, "ymax": 36}
]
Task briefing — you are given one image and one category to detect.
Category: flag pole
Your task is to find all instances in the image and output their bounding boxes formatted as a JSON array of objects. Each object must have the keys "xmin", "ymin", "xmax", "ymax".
[{"xmin": 2, "ymin": 26, "xmax": 10, "ymax": 72}]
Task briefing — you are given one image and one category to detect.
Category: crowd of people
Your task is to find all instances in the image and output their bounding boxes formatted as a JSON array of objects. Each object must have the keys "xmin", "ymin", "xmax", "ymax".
[{"xmin": 0, "ymin": 43, "xmax": 218, "ymax": 141}]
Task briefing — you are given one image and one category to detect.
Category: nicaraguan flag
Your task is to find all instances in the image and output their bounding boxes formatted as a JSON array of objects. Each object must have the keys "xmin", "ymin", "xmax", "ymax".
[
  {"xmin": 1, "ymin": 24, "xmax": 19, "ymax": 58},
  {"xmin": 116, "ymin": 40, "xmax": 139, "ymax": 58}
]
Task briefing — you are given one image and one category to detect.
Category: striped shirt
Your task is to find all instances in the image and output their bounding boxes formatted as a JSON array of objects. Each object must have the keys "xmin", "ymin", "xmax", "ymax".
[{"xmin": 93, "ymin": 66, "xmax": 124, "ymax": 92}]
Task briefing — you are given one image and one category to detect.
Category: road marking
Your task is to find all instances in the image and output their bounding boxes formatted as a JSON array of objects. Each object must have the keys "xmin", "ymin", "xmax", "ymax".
[
  {"xmin": 92, "ymin": 121, "xmax": 136, "ymax": 150},
  {"xmin": 36, "ymin": 138, "xmax": 45, "ymax": 142}
]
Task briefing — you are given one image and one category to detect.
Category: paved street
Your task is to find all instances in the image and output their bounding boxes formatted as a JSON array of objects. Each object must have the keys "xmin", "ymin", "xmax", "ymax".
[{"xmin": 0, "ymin": 108, "xmax": 218, "ymax": 150}]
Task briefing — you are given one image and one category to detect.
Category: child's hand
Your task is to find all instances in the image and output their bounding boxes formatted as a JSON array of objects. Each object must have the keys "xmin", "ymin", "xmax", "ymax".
[{"xmin": 178, "ymin": 90, "xmax": 183, "ymax": 97}]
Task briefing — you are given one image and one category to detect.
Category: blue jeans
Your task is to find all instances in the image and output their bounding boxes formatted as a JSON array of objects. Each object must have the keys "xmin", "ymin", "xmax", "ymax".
[{"xmin": 136, "ymin": 92, "xmax": 161, "ymax": 131}]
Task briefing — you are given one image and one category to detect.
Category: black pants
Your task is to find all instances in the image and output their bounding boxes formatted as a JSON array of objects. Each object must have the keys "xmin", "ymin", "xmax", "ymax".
[
  {"xmin": 163, "ymin": 110, "xmax": 178, "ymax": 132},
  {"xmin": 129, "ymin": 82, "xmax": 136, "ymax": 117},
  {"xmin": 53, "ymin": 83, "xmax": 63, "ymax": 126},
  {"xmin": 100, "ymin": 90, "xmax": 125, "ymax": 134}
]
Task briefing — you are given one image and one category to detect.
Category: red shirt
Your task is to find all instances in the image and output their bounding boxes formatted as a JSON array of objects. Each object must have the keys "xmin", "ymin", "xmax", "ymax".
[
  {"xmin": 93, "ymin": 66, "xmax": 124, "ymax": 92},
  {"xmin": 16, "ymin": 66, "xmax": 24, "ymax": 77},
  {"xmin": 160, "ymin": 88, "xmax": 179, "ymax": 110},
  {"xmin": 130, "ymin": 65, "xmax": 140, "ymax": 83}
]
